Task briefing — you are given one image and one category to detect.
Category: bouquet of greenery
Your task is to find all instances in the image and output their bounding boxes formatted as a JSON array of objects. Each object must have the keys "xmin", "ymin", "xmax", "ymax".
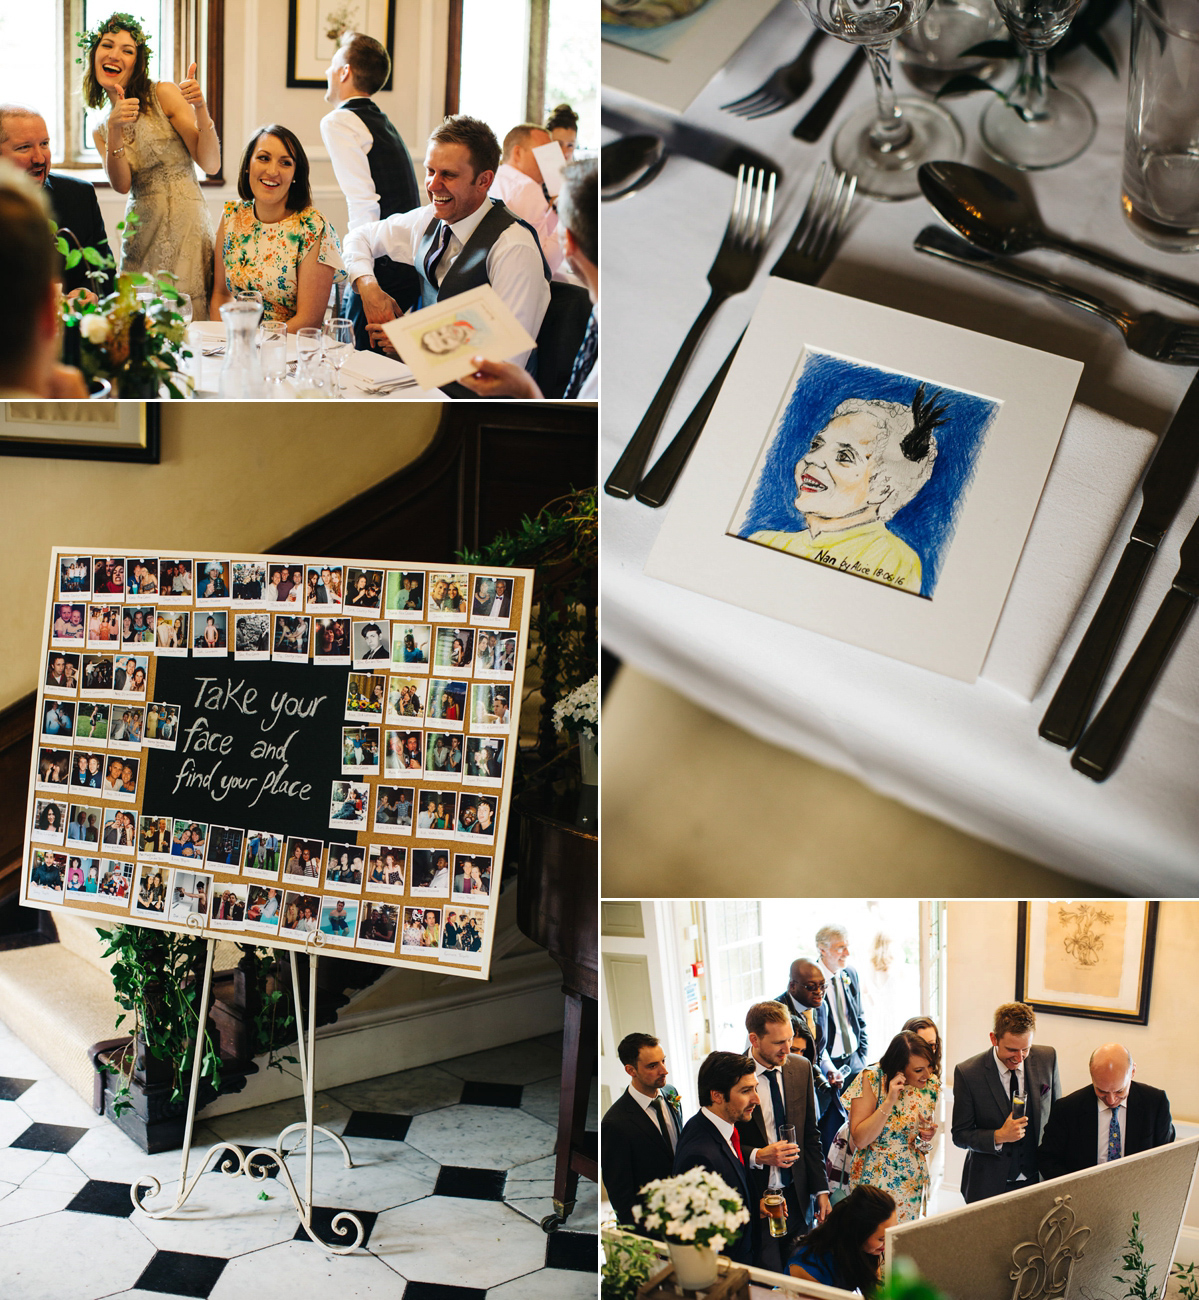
[{"xmin": 632, "ymin": 1166, "xmax": 749, "ymax": 1254}]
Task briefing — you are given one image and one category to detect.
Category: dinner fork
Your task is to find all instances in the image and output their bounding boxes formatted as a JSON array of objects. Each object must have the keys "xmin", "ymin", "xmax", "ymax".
[
  {"xmin": 606, "ymin": 165, "xmax": 777, "ymax": 499},
  {"xmin": 636, "ymin": 164, "xmax": 856, "ymax": 508},
  {"xmin": 915, "ymin": 226, "xmax": 1199, "ymax": 365},
  {"xmin": 721, "ymin": 29, "xmax": 827, "ymax": 119}
]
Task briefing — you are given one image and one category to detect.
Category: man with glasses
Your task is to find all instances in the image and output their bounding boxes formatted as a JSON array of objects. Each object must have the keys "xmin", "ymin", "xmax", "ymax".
[
  {"xmin": 952, "ymin": 1001, "xmax": 1061, "ymax": 1203},
  {"xmin": 774, "ymin": 958, "xmax": 846, "ymax": 1153},
  {"xmin": 816, "ymin": 923, "xmax": 868, "ymax": 1091}
]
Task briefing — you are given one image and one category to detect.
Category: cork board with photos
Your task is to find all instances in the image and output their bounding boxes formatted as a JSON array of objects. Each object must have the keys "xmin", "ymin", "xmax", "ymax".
[{"xmin": 24, "ymin": 549, "xmax": 532, "ymax": 980}]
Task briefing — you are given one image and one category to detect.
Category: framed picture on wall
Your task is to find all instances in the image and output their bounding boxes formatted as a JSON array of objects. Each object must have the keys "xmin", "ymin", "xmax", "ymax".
[
  {"xmin": 0, "ymin": 403, "xmax": 161, "ymax": 463},
  {"xmin": 287, "ymin": 0, "xmax": 395, "ymax": 89},
  {"xmin": 1015, "ymin": 900, "xmax": 1159, "ymax": 1025}
]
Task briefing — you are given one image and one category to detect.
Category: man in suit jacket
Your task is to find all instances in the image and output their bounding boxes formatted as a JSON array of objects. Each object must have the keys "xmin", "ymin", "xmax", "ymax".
[
  {"xmin": 816, "ymin": 924, "xmax": 868, "ymax": 1086},
  {"xmin": 1039, "ymin": 1043, "xmax": 1174, "ymax": 1181},
  {"xmin": 601, "ymin": 1033, "xmax": 683, "ymax": 1227},
  {"xmin": 673, "ymin": 1051, "xmax": 761, "ymax": 1268},
  {"xmin": 738, "ymin": 1001, "xmax": 830, "ymax": 1272},
  {"xmin": 952, "ymin": 1001, "xmax": 1061, "ymax": 1203},
  {"xmin": 775, "ymin": 958, "xmax": 847, "ymax": 1155}
]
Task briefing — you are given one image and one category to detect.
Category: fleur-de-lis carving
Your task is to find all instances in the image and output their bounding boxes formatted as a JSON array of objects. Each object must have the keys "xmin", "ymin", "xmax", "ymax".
[{"xmin": 1010, "ymin": 1196, "xmax": 1092, "ymax": 1299}]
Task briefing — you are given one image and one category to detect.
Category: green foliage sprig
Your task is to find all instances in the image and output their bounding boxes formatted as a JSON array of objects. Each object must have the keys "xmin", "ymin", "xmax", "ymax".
[
  {"xmin": 1173, "ymin": 1261, "xmax": 1199, "ymax": 1300},
  {"xmin": 601, "ymin": 1232, "xmax": 659, "ymax": 1300},
  {"xmin": 1113, "ymin": 1211, "xmax": 1158, "ymax": 1299},
  {"xmin": 75, "ymin": 12, "xmax": 152, "ymax": 64}
]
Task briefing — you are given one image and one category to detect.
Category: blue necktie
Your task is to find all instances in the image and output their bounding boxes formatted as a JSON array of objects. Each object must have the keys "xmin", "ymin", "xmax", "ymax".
[
  {"xmin": 1107, "ymin": 1107, "xmax": 1121, "ymax": 1161},
  {"xmin": 564, "ymin": 309, "xmax": 597, "ymax": 398},
  {"xmin": 424, "ymin": 221, "xmax": 452, "ymax": 286},
  {"xmin": 765, "ymin": 1069, "xmax": 792, "ymax": 1188}
]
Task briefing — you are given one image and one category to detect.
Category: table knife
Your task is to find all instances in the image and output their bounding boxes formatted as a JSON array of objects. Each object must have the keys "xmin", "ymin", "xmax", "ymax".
[{"xmin": 602, "ymin": 99, "xmax": 782, "ymax": 182}]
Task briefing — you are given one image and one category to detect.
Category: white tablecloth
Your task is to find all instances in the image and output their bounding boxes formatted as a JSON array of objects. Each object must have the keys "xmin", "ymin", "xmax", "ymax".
[{"xmin": 602, "ymin": 2, "xmax": 1199, "ymax": 891}]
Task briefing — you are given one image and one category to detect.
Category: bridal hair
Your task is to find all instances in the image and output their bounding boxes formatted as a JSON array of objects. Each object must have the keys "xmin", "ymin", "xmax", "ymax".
[{"xmin": 80, "ymin": 13, "xmax": 155, "ymax": 113}]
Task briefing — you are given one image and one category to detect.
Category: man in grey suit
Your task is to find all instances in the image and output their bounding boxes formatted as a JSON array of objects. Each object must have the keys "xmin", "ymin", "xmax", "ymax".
[
  {"xmin": 737, "ymin": 1000, "xmax": 830, "ymax": 1273},
  {"xmin": 816, "ymin": 924, "xmax": 868, "ymax": 1088},
  {"xmin": 952, "ymin": 1001, "xmax": 1061, "ymax": 1203}
]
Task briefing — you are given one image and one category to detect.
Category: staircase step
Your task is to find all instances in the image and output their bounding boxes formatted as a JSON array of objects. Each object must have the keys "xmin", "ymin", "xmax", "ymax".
[{"xmin": 53, "ymin": 910, "xmax": 116, "ymax": 976}]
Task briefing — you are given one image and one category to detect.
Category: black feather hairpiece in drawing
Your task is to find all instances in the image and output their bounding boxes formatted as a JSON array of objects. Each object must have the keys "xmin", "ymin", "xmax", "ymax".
[{"xmin": 902, "ymin": 384, "xmax": 949, "ymax": 462}]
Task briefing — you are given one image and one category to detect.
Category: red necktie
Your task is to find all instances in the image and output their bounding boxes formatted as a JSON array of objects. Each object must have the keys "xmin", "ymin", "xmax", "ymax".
[{"xmin": 730, "ymin": 1127, "xmax": 744, "ymax": 1164}]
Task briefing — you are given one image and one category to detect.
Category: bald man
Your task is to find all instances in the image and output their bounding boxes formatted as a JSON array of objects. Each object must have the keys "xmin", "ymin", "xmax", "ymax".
[{"xmin": 1038, "ymin": 1043, "xmax": 1174, "ymax": 1181}]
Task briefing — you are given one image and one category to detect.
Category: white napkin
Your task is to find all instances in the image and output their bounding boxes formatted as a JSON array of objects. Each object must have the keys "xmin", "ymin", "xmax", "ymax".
[{"xmin": 339, "ymin": 349, "xmax": 415, "ymax": 389}]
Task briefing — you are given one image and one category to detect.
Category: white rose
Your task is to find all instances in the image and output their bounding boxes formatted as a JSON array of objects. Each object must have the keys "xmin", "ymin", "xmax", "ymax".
[{"xmin": 80, "ymin": 313, "xmax": 111, "ymax": 344}]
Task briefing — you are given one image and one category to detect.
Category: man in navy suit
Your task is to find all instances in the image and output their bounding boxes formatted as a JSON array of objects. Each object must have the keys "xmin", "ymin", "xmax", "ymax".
[
  {"xmin": 672, "ymin": 1051, "xmax": 761, "ymax": 1268},
  {"xmin": 775, "ymin": 958, "xmax": 847, "ymax": 1154},
  {"xmin": 1039, "ymin": 1043, "xmax": 1174, "ymax": 1181},
  {"xmin": 816, "ymin": 924, "xmax": 869, "ymax": 1088}
]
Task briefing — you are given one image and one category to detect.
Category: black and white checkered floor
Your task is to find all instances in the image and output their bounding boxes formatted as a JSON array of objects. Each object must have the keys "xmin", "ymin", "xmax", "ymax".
[{"xmin": 0, "ymin": 1020, "xmax": 597, "ymax": 1299}]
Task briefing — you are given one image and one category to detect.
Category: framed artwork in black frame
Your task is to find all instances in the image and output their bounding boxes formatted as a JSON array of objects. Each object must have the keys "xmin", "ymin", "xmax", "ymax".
[
  {"xmin": 1015, "ymin": 900, "xmax": 1158, "ymax": 1026},
  {"xmin": 0, "ymin": 403, "xmax": 161, "ymax": 463},
  {"xmin": 287, "ymin": 0, "xmax": 396, "ymax": 90}
]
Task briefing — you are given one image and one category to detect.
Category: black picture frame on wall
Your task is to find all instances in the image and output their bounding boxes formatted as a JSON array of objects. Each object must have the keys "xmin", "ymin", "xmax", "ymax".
[
  {"xmin": 287, "ymin": 0, "xmax": 396, "ymax": 90},
  {"xmin": 1015, "ymin": 900, "xmax": 1158, "ymax": 1026},
  {"xmin": 0, "ymin": 404, "xmax": 161, "ymax": 463}
]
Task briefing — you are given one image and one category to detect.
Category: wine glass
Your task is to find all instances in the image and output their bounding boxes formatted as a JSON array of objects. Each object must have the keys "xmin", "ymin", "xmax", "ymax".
[
  {"xmin": 979, "ymin": 0, "xmax": 1095, "ymax": 169},
  {"xmin": 792, "ymin": 0, "xmax": 964, "ymax": 200},
  {"xmin": 175, "ymin": 293, "xmax": 193, "ymax": 327},
  {"xmin": 323, "ymin": 317, "xmax": 354, "ymax": 399}
]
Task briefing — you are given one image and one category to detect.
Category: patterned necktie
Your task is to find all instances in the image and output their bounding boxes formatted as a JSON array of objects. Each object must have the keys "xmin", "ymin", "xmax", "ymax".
[
  {"xmin": 424, "ymin": 220, "xmax": 452, "ymax": 286},
  {"xmin": 654, "ymin": 1096, "xmax": 677, "ymax": 1152},
  {"xmin": 765, "ymin": 1069, "xmax": 792, "ymax": 1188},
  {"xmin": 563, "ymin": 309, "xmax": 597, "ymax": 398},
  {"xmin": 1107, "ymin": 1106, "xmax": 1122, "ymax": 1161},
  {"xmin": 730, "ymin": 1126, "xmax": 744, "ymax": 1165}
]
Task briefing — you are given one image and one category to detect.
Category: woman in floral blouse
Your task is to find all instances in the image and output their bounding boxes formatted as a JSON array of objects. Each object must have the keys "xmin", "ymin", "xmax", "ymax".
[
  {"xmin": 210, "ymin": 124, "xmax": 344, "ymax": 330},
  {"xmin": 844, "ymin": 1030, "xmax": 939, "ymax": 1222}
]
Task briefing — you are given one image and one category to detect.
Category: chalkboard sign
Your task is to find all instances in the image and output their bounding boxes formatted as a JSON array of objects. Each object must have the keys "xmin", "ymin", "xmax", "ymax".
[{"xmin": 22, "ymin": 549, "xmax": 533, "ymax": 979}]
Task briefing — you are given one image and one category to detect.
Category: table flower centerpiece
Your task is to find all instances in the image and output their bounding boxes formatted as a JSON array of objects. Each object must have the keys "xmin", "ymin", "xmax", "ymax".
[{"xmin": 632, "ymin": 1166, "xmax": 750, "ymax": 1290}]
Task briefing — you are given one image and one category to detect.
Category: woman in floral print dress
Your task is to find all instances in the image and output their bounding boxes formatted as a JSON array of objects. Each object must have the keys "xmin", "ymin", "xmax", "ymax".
[{"xmin": 844, "ymin": 1030, "xmax": 939, "ymax": 1222}]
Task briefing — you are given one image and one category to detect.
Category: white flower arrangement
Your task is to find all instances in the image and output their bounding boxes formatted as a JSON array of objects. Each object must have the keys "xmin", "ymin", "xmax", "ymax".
[
  {"xmin": 631, "ymin": 1166, "xmax": 749, "ymax": 1254},
  {"xmin": 552, "ymin": 674, "xmax": 598, "ymax": 740}
]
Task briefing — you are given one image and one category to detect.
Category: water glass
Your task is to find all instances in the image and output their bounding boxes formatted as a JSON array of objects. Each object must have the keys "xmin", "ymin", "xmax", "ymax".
[
  {"xmin": 236, "ymin": 289, "xmax": 264, "ymax": 307},
  {"xmin": 259, "ymin": 322, "xmax": 288, "ymax": 387},
  {"xmin": 1123, "ymin": 0, "xmax": 1199, "ymax": 251},
  {"xmin": 323, "ymin": 317, "xmax": 355, "ymax": 399},
  {"xmin": 175, "ymin": 293, "xmax": 193, "ymax": 327},
  {"xmin": 897, "ymin": 0, "xmax": 1006, "ymax": 92}
]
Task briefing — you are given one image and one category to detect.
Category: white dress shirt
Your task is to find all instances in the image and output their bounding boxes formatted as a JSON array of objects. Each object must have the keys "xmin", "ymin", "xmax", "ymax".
[
  {"xmin": 488, "ymin": 162, "xmax": 564, "ymax": 275},
  {"xmin": 822, "ymin": 960, "xmax": 858, "ymax": 1059},
  {"xmin": 702, "ymin": 1107, "xmax": 742, "ymax": 1164},
  {"xmin": 1097, "ymin": 1097, "xmax": 1127, "ymax": 1164},
  {"xmin": 343, "ymin": 201, "xmax": 550, "ymax": 368},
  {"xmin": 750, "ymin": 1059, "xmax": 785, "ymax": 1189},
  {"xmin": 992, "ymin": 1047, "xmax": 1026, "ymax": 1173},
  {"xmin": 319, "ymin": 108, "xmax": 389, "ymax": 229},
  {"xmin": 628, "ymin": 1084, "xmax": 674, "ymax": 1145}
]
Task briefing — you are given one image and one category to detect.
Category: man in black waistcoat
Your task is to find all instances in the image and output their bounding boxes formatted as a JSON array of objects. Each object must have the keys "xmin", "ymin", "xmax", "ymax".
[
  {"xmin": 0, "ymin": 104, "xmax": 112, "ymax": 301},
  {"xmin": 320, "ymin": 33, "xmax": 421, "ymax": 348},
  {"xmin": 342, "ymin": 114, "xmax": 550, "ymax": 392}
]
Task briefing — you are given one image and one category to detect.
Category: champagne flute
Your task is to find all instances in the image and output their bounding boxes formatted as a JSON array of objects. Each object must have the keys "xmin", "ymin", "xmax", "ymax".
[
  {"xmin": 323, "ymin": 317, "xmax": 354, "ymax": 399},
  {"xmin": 792, "ymin": 0, "xmax": 963, "ymax": 199}
]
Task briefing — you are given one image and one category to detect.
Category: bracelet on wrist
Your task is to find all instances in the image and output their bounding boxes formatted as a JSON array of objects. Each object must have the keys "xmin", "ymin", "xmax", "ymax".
[{"xmin": 109, "ymin": 146, "xmax": 126, "ymax": 159}]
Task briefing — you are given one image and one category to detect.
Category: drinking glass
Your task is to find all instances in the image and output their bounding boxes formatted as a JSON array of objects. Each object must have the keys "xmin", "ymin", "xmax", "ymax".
[
  {"xmin": 236, "ymin": 289, "xmax": 264, "ymax": 307},
  {"xmin": 792, "ymin": 0, "xmax": 964, "ymax": 199},
  {"xmin": 323, "ymin": 317, "xmax": 355, "ymax": 399},
  {"xmin": 979, "ymin": 0, "xmax": 1096, "ymax": 169},
  {"xmin": 259, "ymin": 322, "xmax": 288, "ymax": 389},
  {"xmin": 175, "ymin": 293, "xmax": 193, "ymax": 327},
  {"xmin": 294, "ymin": 326, "xmax": 331, "ymax": 396}
]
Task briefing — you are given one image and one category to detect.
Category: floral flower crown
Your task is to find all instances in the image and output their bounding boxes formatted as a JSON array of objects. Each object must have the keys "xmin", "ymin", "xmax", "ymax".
[{"xmin": 75, "ymin": 13, "xmax": 152, "ymax": 65}]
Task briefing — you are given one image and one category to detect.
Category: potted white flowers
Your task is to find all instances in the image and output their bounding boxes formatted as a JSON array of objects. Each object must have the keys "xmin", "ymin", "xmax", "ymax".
[
  {"xmin": 632, "ymin": 1166, "xmax": 750, "ymax": 1291},
  {"xmin": 552, "ymin": 673, "xmax": 598, "ymax": 784}
]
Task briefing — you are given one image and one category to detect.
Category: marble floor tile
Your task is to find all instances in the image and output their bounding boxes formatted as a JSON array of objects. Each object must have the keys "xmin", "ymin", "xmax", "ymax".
[
  {"xmin": 505, "ymin": 1175, "xmax": 598, "ymax": 1231},
  {"xmin": 0, "ymin": 1097, "xmax": 32, "ymax": 1146},
  {"xmin": 205, "ymin": 1093, "xmax": 351, "ymax": 1150},
  {"xmin": 69, "ymin": 1119, "xmax": 224, "ymax": 1185},
  {"xmin": 0, "ymin": 1024, "xmax": 57, "ymax": 1080},
  {"xmin": 0, "ymin": 1183, "xmax": 85, "ymax": 1228},
  {"xmin": 15, "ymin": 1074, "xmax": 108, "ymax": 1129},
  {"xmin": 326, "ymin": 1065, "xmax": 463, "ymax": 1117},
  {"xmin": 521, "ymin": 1075, "xmax": 598, "ymax": 1130},
  {"xmin": 405, "ymin": 1105, "xmax": 555, "ymax": 1170},
  {"xmin": 0, "ymin": 1210, "xmax": 155, "ymax": 1300},
  {"xmin": 210, "ymin": 1238, "xmax": 407, "ymax": 1299},
  {"xmin": 130, "ymin": 1168, "xmax": 307, "ymax": 1255},
  {"xmin": 0, "ymin": 1075, "xmax": 37, "ymax": 1101},
  {"xmin": 274, "ymin": 1137, "xmax": 439, "ymax": 1211},
  {"xmin": 439, "ymin": 1041, "xmax": 562, "ymax": 1087},
  {"xmin": 487, "ymin": 1265, "xmax": 598, "ymax": 1299},
  {"xmin": 100, "ymin": 1291, "xmax": 202, "ymax": 1300},
  {"xmin": 0, "ymin": 1143, "xmax": 52, "ymax": 1185},
  {"xmin": 371, "ymin": 1195, "xmax": 547, "ymax": 1288}
]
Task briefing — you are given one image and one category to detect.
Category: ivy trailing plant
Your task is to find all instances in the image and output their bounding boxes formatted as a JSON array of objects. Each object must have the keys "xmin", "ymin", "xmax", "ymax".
[
  {"xmin": 600, "ymin": 1232, "xmax": 659, "ymax": 1300},
  {"xmin": 1113, "ymin": 1211, "xmax": 1157, "ymax": 1299}
]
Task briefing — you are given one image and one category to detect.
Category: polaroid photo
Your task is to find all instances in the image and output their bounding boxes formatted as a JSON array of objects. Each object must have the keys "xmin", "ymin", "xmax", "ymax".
[
  {"xmin": 282, "ymin": 836, "xmax": 325, "ymax": 885},
  {"xmin": 372, "ymin": 784, "xmax": 414, "ymax": 834},
  {"xmin": 469, "ymin": 575, "xmax": 514, "ymax": 626},
  {"xmin": 273, "ymin": 614, "xmax": 312, "ymax": 663},
  {"xmin": 313, "ymin": 617, "xmax": 352, "ymax": 664},
  {"xmin": 244, "ymin": 884, "xmax": 283, "ymax": 936},
  {"xmin": 143, "ymin": 702, "xmax": 181, "ymax": 751},
  {"xmin": 390, "ymin": 623, "xmax": 431, "ymax": 673},
  {"xmin": 125, "ymin": 558, "xmax": 159, "ymax": 599},
  {"xmin": 68, "ymin": 751, "xmax": 106, "ymax": 794},
  {"xmin": 384, "ymin": 571, "xmax": 426, "ymax": 620},
  {"xmin": 170, "ymin": 818, "xmax": 209, "ymax": 862},
  {"xmin": 432, "ymin": 627, "xmax": 474, "ymax": 672},
  {"xmin": 341, "ymin": 725, "xmax": 380, "ymax": 776},
  {"xmin": 27, "ymin": 850, "xmax": 66, "ymax": 904},
  {"xmin": 65, "ymin": 801, "xmax": 103, "ymax": 849},
  {"xmin": 131, "ymin": 863, "xmax": 171, "ymax": 921},
  {"xmin": 92, "ymin": 859, "xmax": 134, "ymax": 906},
  {"xmin": 325, "ymin": 841, "xmax": 366, "ymax": 892},
  {"xmin": 102, "ymin": 754, "xmax": 140, "ymax": 802},
  {"xmin": 193, "ymin": 611, "xmax": 229, "ymax": 657},
  {"xmin": 265, "ymin": 562, "xmax": 307, "ymax": 608},
  {"xmin": 352, "ymin": 619, "xmax": 391, "ymax": 668},
  {"xmin": 156, "ymin": 558, "xmax": 195, "ymax": 606},
  {"xmin": 205, "ymin": 824, "xmax": 245, "ymax": 870},
  {"xmin": 41, "ymin": 698, "xmax": 76, "ymax": 743},
  {"xmin": 65, "ymin": 854, "xmax": 100, "ymax": 897},
  {"xmin": 366, "ymin": 844, "xmax": 407, "ymax": 894},
  {"xmin": 306, "ymin": 563, "xmax": 345, "ymax": 613},
  {"xmin": 418, "ymin": 791, "xmax": 459, "ymax": 840},
  {"xmin": 166, "ymin": 869, "xmax": 212, "ymax": 926},
  {"xmin": 279, "ymin": 891, "xmax": 323, "ymax": 940},
  {"xmin": 108, "ymin": 704, "xmax": 146, "ymax": 751},
  {"xmin": 45, "ymin": 649, "xmax": 81, "ymax": 697},
  {"xmin": 532, "ymin": 139, "xmax": 567, "ymax": 196},
  {"xmin": 452, "ymin": 852, "xmax": 493, "ymax": 904},
  {"xmin": 154, "ymin": 610, "xmax": 190, "ymax": 656},
  {"xmin": 75, "ymin": 702, "xmax": 110, "ymax": 745},
  {"xmin": 36, "ymin": 748, "xmax": 71, "ymax": 792},
  {"xmin": 469, "ymin": 683, "xmax": 512, "ymax": 732},
  {"xmin": 234, "ymin": 611, "xmax": 272, "ymax": 660},
  {"xmin": 345, "ymin": 567, "xmax": 384, "ymax": 616},
  {"xmin": 121, "ymin": 607, "xmax": 157, "ymax": 646},
  {"xmin": 138, "ymin": 814, "xmax": 173, "ymax": 861},
  {"xmin": 424, "ymin": 733, "xmax": 463, "ymax": 782},
  {"xmin": 80, "ymin": 653, "xmax": 114, "ymax": 697},
  {"xmin": 441, "ymin": 906, "xmax": 487, "ymax": 964},
  {"xmin": 400, "ymin": 905, "xmax": 441, "ymax": 954},
  {"xmin": 242, "ymin": 830, "xmax": 283, "ymax": 880},
  {"xmin": 319, "ymin": 896, "xmax": 359, "ymax": 947},
  {"xmin": 113, "ymin": 654, "xmax": 149, "ymax": 697},
  {"xmin": 457, "ymin": 791, "xmax": 498, "ymax": 842},
  {"xmin": 473, "ymin": 629, "xmax": 516, "ymax": 679},
  {"xmin": 51, "ymin": 602, "xmax": 87, "ymax": 647},
  {"xmin": 231, "ymin": 560, "xmax": 268, "ymax": 605},
  {"xmin": 58, "ymin": 555, "xmax": 93, "ymax": 599},
  {"xmin": 330, "ymin": 780, "xmax": 370, "ymax": 831},
  {"xmin": 382, "ymin": 730, "xmax": 424, "ymax": 778},
  {"xmin": 101, "ymin": 807, "xmax": 137, "ymax": 855},
  {"xmin": 210, "ymin": 880, "xmax": 249, "ymax": 929},
  {"xmin": 385, "ymin": 676, "xmax": 425, "ymax": 724},
  {"xmin": 380, "ymin": 284, "xmax": 536, "ymax": 392},
  {"xmin": 427, "ymin": 576, "xmax": 471, "ymax": 622},
  {"xmin": 195, "ymin": 560, "xmax": 231, "ymax": 604},
  {"xmin": 426, "ymin": 679, "xmax": 467, "ymax": 730},
  {"xmin": 345, "ymin": 672, "xmax": 386, "ymax": 722},
  {"xmin": 356, "ymin": 901, "xmax": 399, "ymax": 954},
  {"xmin": 91, "ymin": 555, "xmax": 126, "ymax": 600},
  {"xmin": 87, "ymin": 604, "xmax": 122, "ymax": 649},
  {"xmin": 409, "ymin": 848, "xmax": 451, "ymax": 898}
]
